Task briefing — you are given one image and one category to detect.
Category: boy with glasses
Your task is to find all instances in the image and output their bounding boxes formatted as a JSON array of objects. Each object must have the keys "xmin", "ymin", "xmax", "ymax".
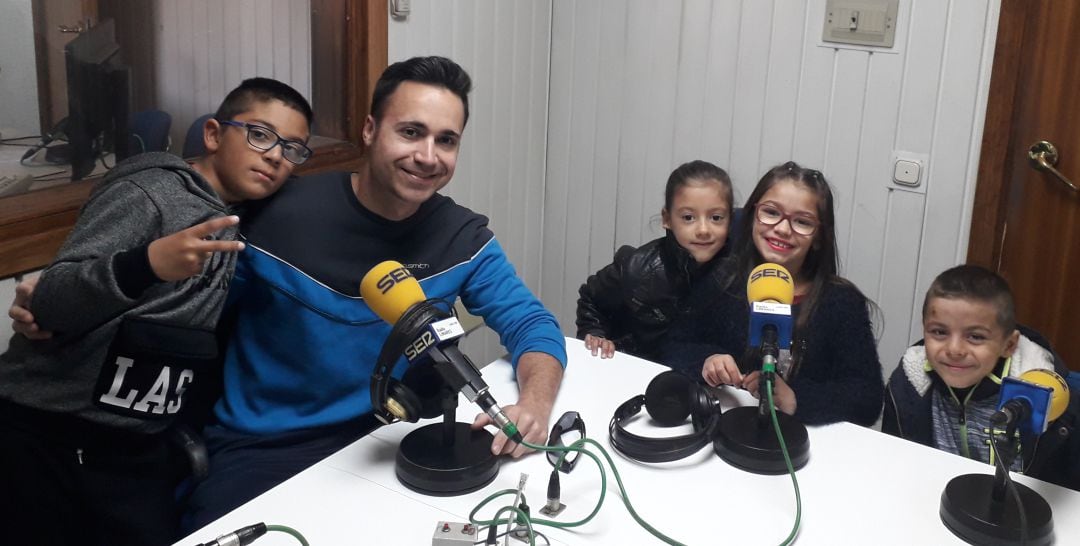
[{"xmin": 0, "ymin": 77, "xmax": 312, "ymax": 546}]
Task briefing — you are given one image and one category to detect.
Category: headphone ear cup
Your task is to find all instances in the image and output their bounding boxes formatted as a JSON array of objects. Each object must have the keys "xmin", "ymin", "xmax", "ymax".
[
  {"xmin": 401, "ymin": 362, "xmax": 445, "ymax": 419},
  {"xmin": 386, "ymin": 379, "xmax": 423, "ymax": 423},
  {"xmin": 689, "ymin": 384, "xmax": 722, "ymax": 418},
  {"xmin": 644, "ymin": 371, "xmax": 693, "ymax": 426}
]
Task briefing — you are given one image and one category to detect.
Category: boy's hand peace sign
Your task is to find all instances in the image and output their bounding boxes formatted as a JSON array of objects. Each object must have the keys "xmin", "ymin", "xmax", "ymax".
[{"xmin": 147, "ymin": 215, "xmax": 244, "ymax": 281}]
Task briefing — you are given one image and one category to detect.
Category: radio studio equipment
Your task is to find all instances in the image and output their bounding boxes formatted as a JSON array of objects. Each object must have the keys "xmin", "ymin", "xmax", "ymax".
[
  {"xmin": 713, "ymin": 263, "xmax": 810, "ymax": 474},
  {"xmin": 940, "ymin": 369, "xmax": 1069, "ymax": 545},
  {"xmin": 361, "ymin": 261, "xmax": 521, "ymax": 495}
]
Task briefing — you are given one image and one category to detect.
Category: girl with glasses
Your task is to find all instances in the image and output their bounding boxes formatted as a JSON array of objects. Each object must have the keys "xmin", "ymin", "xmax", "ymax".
[{"xmin": 664, "ymin": 161, "xmax": 884, "ymax": 427}]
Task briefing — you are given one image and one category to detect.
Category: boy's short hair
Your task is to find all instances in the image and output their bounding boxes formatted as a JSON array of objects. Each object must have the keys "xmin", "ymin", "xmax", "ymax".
[
  {"xmin": 214, "ymin": 77, "xmax": 313, "ymax": 126},
  {"xmin": 922, "ymin": 265, "xmax": 1016, "ymax": 332},
  {"xmin": 369, "ymin": 56, "xmax": 472, "ymax": 126}
]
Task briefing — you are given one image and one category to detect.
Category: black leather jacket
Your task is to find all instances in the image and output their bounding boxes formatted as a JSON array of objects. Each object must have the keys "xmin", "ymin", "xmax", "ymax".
[{"xmin": 576, "ymin": 233, "xmax": 724, "ymax": 361}]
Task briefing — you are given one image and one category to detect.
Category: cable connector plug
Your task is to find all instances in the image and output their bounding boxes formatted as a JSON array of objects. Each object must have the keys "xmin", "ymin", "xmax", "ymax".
[
  {"xmin": 539, "ymin": 469, "xmax": 566, "ymax": 516},
  {"xmin": 195, "ymin": 523, "xmax": 267, "ymax": 546}
]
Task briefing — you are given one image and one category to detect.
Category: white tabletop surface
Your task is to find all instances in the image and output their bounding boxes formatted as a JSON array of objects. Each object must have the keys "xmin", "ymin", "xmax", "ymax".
[{"xmin": 177, "ymin": 337, "xmax": 1080, "ymax": 545}]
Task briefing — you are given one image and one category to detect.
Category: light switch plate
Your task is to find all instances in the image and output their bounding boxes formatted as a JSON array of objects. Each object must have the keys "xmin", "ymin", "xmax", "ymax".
[
  {"xmin": 893, "ymin": 159, "xmax": 920, "ymax": 186},
  {"xmin": 890, "ymin": 151, "xmax": 929, "ymax": 194},
  {"xmin": 823, "ymin": 0, "xmax": 898, "ymax": 48}
]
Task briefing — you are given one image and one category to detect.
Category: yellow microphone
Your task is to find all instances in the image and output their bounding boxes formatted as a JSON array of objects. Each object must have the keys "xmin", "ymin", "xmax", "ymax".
[
  {"xmin": 360, "ymin": 261, "xmax": 426, "ymax": 325},
  {"xmin": 747, "ymin": 262, "xmax": 795, "ymax": 304},
  {"xmin": 746, "ymin": 263, "xmax": 794, "ymax": 370},
  {"xmin": 1019, "ymin": 369, "xmax": 1069, "ymax": 422},
  {"xmin": 994, "ymin": 368, "xmax": 1071, "ymax": 434},
  {"xmin": 360, "ymin": 260, "xmax": 523, "ymax": 443}
]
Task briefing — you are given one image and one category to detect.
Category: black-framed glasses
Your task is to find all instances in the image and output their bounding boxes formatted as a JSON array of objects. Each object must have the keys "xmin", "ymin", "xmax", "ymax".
[
  {"xmin": 218, "ymin": 120, "xmax": 312, "ymax": 165},
  {"xmin": 546, "ymin": 411, "xmax": 586, "ymax": 474},
  {"xmin": 754, "ymin": 202, "xmax": 820, "ymax": 236}
]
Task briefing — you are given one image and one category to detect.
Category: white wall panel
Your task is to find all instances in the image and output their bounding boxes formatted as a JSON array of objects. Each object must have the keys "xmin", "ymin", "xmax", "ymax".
[
  {"xmin": 150, "ymin": 0, "xmax": 312, "ymax": 152},
  {"xmin": 878, "ymin": 190, "xmax": 927, "ymax": 375},
  {"xmin": 0, "ymin": 0, "xmax": 41, "ymax": 136},
  {"xmin": 824, "ymin": 49, "xmax": 870, "ymax": 263},
  {"xmin": 907, "ymin": 0, "xmax": 995, "ymax": 355},
  {"xmin": 546, "ymin": 0, "xmax": 1001, "ymax": 382},
  {"xmin": 758, "ymin": 0, "xmax": 808, "ymax": 171},
  {"xmin": 388, "ymin": 0, "xmax": 1000, "ymax": 378},
  {"xmin": 790, "ymin": 0, "xmax": 836, "ymax": 174},
  {"xmin": 701, "ymin": 1, "xmax": 743, "ymax": 200},
  {"xmin": 389, "ymin": 0, "xmax": 553, "ymax": 366}
]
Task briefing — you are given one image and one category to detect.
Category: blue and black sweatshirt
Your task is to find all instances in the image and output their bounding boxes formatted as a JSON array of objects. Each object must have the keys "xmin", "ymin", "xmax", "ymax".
[{"xmin": 213, "ymin": 171, "xmax": 566, "ymax": 435}]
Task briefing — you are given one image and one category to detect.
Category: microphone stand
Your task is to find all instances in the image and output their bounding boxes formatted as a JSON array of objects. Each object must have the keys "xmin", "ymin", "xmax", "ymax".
[
  {"xmin": 940, "ymin": 414, "xmax": 1054, "ymax": 545},
  {"xmin": 714, "ymin": 326, "xmax": 810, "ymax": 474},
  {"xmin": 395, "ymin": 380, "xmax": 500, "ymax": 496}
]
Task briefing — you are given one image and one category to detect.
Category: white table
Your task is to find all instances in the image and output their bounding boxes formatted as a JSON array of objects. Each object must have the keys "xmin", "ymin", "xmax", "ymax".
[{"xmin": 177, "ymin": 338, "xmax": 1080, "ymax": 545}]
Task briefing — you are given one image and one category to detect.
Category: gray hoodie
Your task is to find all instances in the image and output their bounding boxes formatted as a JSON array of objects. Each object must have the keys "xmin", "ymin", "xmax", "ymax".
[{"xmin": 0, "ymin": 152, "xmax": 237, "ymax": 433}]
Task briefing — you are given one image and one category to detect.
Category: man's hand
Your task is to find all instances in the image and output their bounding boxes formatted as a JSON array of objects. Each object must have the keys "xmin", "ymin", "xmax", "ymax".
[
  {"xmin": 9, "ymin": 276, "xmax": 51, "ymax": 340},
  {"xmin": 471, "ymin": 352, "xmax": 563, "ymax": 458},
  {"xmin": 702, "ymin": 353, "xmax": 742, "ymax": 387},
  {"xmin": 147, "ymin": 216, "xmax": 244, "ymax": 282},
  {"xmin": 475, "ymin": 398, "xmax": 552, "ymax": 458},
  {"xmin": 583, "ymin": 334, "xmax": 615, "ymax": 359},
  {"xmin": 741, "ymin": 371, "xmax": 797, "ymax": 415}
]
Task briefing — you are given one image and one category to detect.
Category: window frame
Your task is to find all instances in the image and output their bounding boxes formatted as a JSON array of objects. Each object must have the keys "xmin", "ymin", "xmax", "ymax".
[{"xmin": 0, "ymin": 0, "xmax": 386, "ymax": 278}]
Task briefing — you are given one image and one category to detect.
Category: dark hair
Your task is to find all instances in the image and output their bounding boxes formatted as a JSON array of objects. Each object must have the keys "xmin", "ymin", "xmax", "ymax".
[
  {"xmin": 733, "ymin": 161, "xmax": 859, "ymax": 333},
  {"xmin": 663, "ymin": 160, "xmax": 734, "ymax": 212},
  {"xmin": 923, "ymin": 265, "xmax": 1016, "ymax": 332},
  {"xmin": 214, "ymin": 77, "xmax": 313, "ymax": 126},
  {"xmin": 370, "ymin": 56, "xmax": 472, "ymax": 126}
]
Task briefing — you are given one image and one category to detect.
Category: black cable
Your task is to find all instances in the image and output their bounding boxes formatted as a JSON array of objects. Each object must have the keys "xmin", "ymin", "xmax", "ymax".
[{"xmin": 988, "ymin": 431, "xmax": 1027, "ymax": 545}]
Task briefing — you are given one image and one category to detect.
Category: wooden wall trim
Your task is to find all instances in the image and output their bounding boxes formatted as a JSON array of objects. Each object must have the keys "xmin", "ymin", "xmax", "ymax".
[{"xmin": 967, "ymin": 0, "xmax": 1029, "ymax": 268}]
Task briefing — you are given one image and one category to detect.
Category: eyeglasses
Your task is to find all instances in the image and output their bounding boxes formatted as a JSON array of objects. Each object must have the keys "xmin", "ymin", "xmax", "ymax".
[
  {"xmin": 755, "ymin": 202, "xmax": 820, "ymax": 236},
  {"xmin": 218, "ymin": 120, "xmax": 313, "ymax": 165}
]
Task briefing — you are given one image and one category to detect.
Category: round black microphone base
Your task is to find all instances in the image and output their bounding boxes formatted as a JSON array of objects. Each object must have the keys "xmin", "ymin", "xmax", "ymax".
[
  {"xmin": 713, "ymin": 406, "xmax": 809, "ymax": 474},
  {"xmin": 396, "ymin": 422, "xmax": 499, "ymax": 496},
  {"xmin": 940, "ymin": 474, "xmax": 1053, "ymax": 546}
]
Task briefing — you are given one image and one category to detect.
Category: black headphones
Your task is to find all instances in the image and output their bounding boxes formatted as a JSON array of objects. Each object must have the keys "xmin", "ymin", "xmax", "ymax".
[
  {"xmin": 369, "ymin": 298, "xmax": 457, "ymax": 425},
  {"xmin": 608, "ymin": 370, "xmax": 723, "ymax": 463}
]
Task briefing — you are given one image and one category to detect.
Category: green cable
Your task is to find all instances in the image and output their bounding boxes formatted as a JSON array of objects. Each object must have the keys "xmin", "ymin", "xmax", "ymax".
[
  {"xmin": 570, "ymin": 438, "xmax": 687, "ymax": 546},
  {"xmin": 477, "ymin": 390, "xmax": 803, "ymax": 546},
  {"xmin": 266, "ymin": 524, "xmax": 309, "ymax": 545},
  {"xmin": 469, "ymin": 437, "xmax": 686, "ymax": 545},
  {"xmin": 469, "ymin": 439, "xmax": 606, "ymax": 531},
  {"xmin": 766, "ymin": 378, "xmax": 802, "ymax": 546}
]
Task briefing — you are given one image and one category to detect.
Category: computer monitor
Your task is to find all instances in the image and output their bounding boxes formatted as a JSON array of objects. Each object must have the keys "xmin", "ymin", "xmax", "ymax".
[{"xmin": 61, "ymin": 19, "xmax": 132, "ymax": 181}]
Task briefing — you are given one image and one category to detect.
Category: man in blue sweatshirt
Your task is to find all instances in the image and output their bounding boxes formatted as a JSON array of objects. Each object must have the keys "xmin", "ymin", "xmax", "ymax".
[{"xmin": 9, "ymin": 57, "xmax": 567, "ymax": 530}]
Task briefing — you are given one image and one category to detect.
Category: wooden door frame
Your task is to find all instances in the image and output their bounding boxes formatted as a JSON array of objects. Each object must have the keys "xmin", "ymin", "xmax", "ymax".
[{"xmin": 967, "ymin": 0, "xmax": 1029, "ymax": 268}]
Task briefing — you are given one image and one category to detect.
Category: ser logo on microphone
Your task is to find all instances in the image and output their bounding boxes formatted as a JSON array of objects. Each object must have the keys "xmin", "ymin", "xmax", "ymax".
[
  {"xmin": 404, "ymin": 330, "xmax": 436, "ymax": 362},
  {"xmin": 375, "ymin": 266, "xmax": 413, "ymax": 295},
  {"xmin": 750, "ymin": 267, "xmax": 791, "ymax": 283}
]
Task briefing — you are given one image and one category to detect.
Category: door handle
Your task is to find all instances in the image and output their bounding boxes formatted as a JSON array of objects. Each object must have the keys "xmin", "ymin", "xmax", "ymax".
[{"xmin": 1028, "ymin": 140, "xmax": 1078, "ymax": 193}]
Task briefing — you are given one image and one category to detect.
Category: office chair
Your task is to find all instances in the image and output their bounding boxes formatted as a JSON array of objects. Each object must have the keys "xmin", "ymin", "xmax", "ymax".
[
  {"xmin": 182, "ymin": 113, "xmax": 214, "ymax": 158},
  {"xmin": 128, "ymin": 110, "xmax": 172, "ymax": 154}
]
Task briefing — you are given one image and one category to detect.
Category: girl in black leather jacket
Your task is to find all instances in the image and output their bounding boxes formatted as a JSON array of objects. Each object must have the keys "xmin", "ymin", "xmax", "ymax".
[{"xmin": 576, "ymin": 160, "xmax": 734, "ymax": 362}]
